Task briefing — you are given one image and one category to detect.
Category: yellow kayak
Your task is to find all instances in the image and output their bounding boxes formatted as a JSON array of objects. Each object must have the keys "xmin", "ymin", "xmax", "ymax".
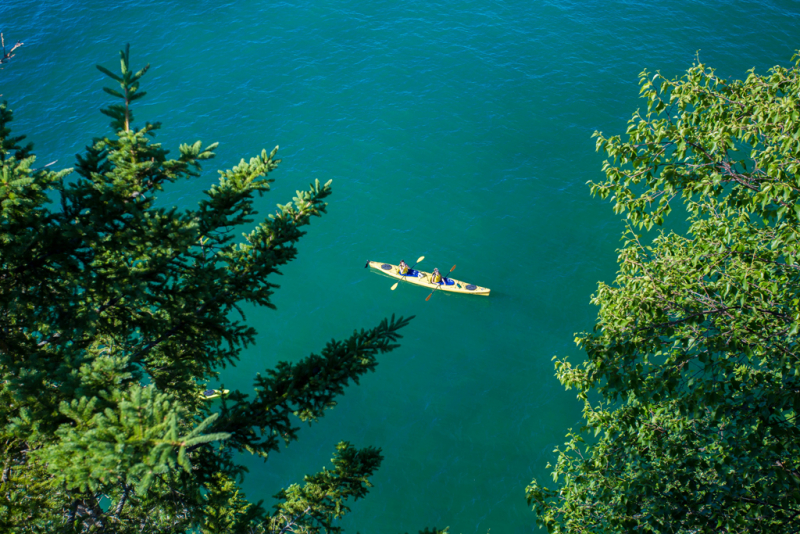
[
  {"xmin": 199, "ymin": 388, "xmax": 230, "ymax": 400},
  {"xmin": 366, "ymin": 261, "xmax": 490, "ymax": 296}
]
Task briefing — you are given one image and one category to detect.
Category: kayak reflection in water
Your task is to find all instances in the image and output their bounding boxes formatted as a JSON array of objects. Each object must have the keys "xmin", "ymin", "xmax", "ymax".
[{"xmin": 398, "ymin": 260, "xmax": 409, "ymax": 275}]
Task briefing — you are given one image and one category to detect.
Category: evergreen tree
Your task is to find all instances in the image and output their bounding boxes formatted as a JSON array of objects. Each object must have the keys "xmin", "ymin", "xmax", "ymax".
[
  {"xmin": 528, "ymin": 54, "xmax": 800, "ymax": 532},
  {"xmin": 0, "ymin": 45, "xmax": 417, "ymax": 533}
]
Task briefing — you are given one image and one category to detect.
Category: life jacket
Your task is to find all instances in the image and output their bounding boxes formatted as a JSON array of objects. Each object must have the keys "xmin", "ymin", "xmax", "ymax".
[
  {"xmin": 399, "ymin": 263, "xmax": 408, "ymax": 275},
  {"xmin": 431, "ymin": 271, "xmax": 442, "ymax": 283}
]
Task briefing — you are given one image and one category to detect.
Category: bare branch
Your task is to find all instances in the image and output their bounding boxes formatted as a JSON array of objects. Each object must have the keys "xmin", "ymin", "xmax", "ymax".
[{"xmin": 0, "ymin": 33, "xmax": 24, "ymax": 66}]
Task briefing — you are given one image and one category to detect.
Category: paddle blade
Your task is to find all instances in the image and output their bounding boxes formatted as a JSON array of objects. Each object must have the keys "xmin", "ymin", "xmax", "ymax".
[
  {"xmin": 416, "ymin": 256, "xmax": 425, "ymax": 264},
  {"xmin": 391, "ymin": 282, "xmax": 399, "ymax": 291},
  {"xmin": 425, "ymin": 292, "xmax": 433, "ymax": 301},
  {"xmin": 450, "ymin": 264, "xmax": 456, "ymax": 272}
]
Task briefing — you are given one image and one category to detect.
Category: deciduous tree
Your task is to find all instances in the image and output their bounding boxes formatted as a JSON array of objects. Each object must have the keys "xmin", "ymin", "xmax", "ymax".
[{"xmin": 528, "ymin": 54, "xmax": 800, "ymax": 533}]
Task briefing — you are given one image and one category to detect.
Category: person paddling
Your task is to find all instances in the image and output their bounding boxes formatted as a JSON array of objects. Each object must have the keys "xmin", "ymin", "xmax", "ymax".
[
  {"xmin": 398, "ymin": 260, "xmax": 410, "ymax": 275},
  {"xmin": 431, "ymin": 267, "xmax": 443, "ymax": 284}
]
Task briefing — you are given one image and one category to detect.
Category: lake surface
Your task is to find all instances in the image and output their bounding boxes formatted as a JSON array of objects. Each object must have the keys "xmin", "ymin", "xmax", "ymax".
[{"xmin": 2, "ymin": 1, "xmax": 797, "ymax": 531}]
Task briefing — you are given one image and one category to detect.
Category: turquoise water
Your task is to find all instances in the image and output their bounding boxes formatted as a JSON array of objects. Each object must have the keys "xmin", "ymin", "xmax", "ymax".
[{"xmin": 2, "ymin": 1, "xmax": 797, "ymax": 531}]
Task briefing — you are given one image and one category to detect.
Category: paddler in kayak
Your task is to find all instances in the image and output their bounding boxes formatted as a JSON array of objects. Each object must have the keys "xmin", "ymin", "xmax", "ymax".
[
  {"xmin": 398, "ymin": 260, "xmax": 410, "ymax": 275},
  {"xmin": 431, "ymin": 267, "xmax": 443, "ymax": 284}
]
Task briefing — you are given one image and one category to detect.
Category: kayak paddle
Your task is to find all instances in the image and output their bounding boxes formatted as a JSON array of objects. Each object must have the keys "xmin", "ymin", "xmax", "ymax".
[
  {"xmin": 391, "ymin": 255, "xmax": 424, "ymax": 290},
  {"xmin": 425, "ymin": 265, "xmax": 456, "ymax": 301}
]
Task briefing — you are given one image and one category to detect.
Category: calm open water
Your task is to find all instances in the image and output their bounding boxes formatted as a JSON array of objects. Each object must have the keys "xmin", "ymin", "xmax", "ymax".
[{"xmin": 2, "ymin": 1, "xmax": 798, "ymax": 531}]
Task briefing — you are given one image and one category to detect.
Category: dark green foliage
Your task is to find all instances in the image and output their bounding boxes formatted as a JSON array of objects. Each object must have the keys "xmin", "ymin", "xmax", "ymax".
[
  {"xmin": 529, "ymin": 54, "xmax": 800, "ymax": 533},
  {"xmin": 267, "ymin": 442, "xmax": 382, "ymax": 534},
  {"xmin": 0, "ymin": 46, "xmax": 412, "ymax": 533}
]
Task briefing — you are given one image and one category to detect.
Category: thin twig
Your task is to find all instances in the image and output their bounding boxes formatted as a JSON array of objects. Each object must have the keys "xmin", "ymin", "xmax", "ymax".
[{"xmin": 0, "ymin": 33, "xmax": 23, "ymax": 65}]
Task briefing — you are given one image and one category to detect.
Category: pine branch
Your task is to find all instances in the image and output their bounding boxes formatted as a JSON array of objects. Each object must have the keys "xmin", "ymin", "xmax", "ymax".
[
  {"xmin": 267, "ymin": 442, "xmax": 383, "ymax": 534},
  {"xmin": 112, "ymin": 482, "xmax": 130, "ymax": 517},
  {"xmin": 209, "ymin": 314, "xmax": 413, "ymax": 457}
]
